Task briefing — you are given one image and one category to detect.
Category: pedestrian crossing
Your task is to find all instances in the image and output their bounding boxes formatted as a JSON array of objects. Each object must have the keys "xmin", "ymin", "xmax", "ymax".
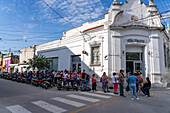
[
  {"xmin": 52, "ymin": 97, "xmax": 86, "ymax": 107},
  {"xmin": 32, "ymin": 100, "xmax": 67, "ymax": 113},
  {"xmin": 80, "ymin": 92, "xmax": 112, "ymax": 98},
  {"xmin": 67, "ymin": 94, "xmax": 100, "ymax": 103},
  {"xmin": 6, "ymin": 105, "xmax": 31, "ymax": 113},
  {"xmin": 95, "ymin": 91, "xmax": 119, "ymax": 96},
  {"xmin": 5, "ymin": 91, "xmax": 118, "ymax": 113}
]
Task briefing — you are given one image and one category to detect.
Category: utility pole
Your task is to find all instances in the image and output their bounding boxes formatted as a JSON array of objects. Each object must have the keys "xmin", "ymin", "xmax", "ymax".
[{"xmin": 33, "ymin": 45, "xmax": 36, "ymax": 57}]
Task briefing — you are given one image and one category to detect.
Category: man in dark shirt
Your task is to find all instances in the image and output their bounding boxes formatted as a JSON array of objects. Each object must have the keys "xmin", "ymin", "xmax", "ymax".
[
  {"xmin": 81, "ymin": 70, "xmax": 87, "ymax": 86},
  {"xmin": 141, "ymin": 77, "xmax": 151, "ymax": 97},
  {"xmin": 119, "ymin": 69, "xmax": 125, "ymax": 97},
  {"xmin": 85, "ymin": 74, "xmax": 90, "ymax": 86}
]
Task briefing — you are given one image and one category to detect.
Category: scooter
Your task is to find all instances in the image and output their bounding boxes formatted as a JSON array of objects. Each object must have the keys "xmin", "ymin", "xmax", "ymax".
[
  {"xmin": 26, "ymin": 76, "xmax": 32, "ymax": 84},
  {"xmin": 57, "ymin": 79, "xmax": 70, "ymax": 91},
  {"xmin": 21, "ymin": 74, "xmax": 27, "ymax": 83},
  {"xmin": 42, "ymin": 77, "xmax": 52, "ymax": 89},
  {"xmin": 16, "ymin": 74, "xmax": 22, "ymax": 82},
  {"xmin": 11, "ymin": 74, "xmax": 17, "ymax": 81}
]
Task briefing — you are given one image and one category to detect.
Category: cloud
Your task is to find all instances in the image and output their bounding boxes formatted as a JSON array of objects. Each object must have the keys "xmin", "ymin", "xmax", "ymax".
[
  {"xmin": 23, "ymin": 36, "xmax": 28, "ymax": 39},
  {"xmin": 24, "ymin": 23, "xmax": 37, "ymax": 29},
  {"xmin": 37, "ymin": 0, "xmax": 106, "ymax": 26}
]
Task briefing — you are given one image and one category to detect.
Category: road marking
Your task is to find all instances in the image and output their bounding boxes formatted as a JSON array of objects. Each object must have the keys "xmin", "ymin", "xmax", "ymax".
[
  {"xmin": 95, "ymin": 91, "xmax": 119, "ymax": 96},
  {"xmin": 6, "ymin": 105, "xmax": 31, "ymax": 113},
  {"xmin": 52, "ymin": 97, "xmax": 86, "ymax": 107},
  {"xmin": 32, "ymin": 100, "xmax": 67, "ymax": 113},
  {"xmin": 70, "ymin": 96, "xmax": 121, "ymax": 113},
  {"xmin": 80, "ymin": 92, "xmax": 112, "ymax": 98},
  {"xmin": 67, "ymin": 94, "xmax": 100, "ymax": 103}
]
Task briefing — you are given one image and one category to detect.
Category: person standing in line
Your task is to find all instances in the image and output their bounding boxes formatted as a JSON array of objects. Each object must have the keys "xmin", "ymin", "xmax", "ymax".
[
  {"xmin": 119, "ymin": 69, "xmax": 125, "ymax": 97},
  {"xmin": 73, "ymin": 70, "xmax": 77, "ymax": 83},
  {"xmin": 135, "ymin": 72, "xmax": 140, "ymax": 93},
  {"xmin": 70, "ymin": 72, "xmax": 75, "ymax": 88},
  {"xmin": 85, "ymin": 74, "xmax": 90, "ymax": 86},
  {"xmin": 141, "ymin": 77, "xmax": 151, "ymax": 97},
  {"xmin": 92, "ymin": 74, "xmax": 97, "ymax": 92},
  {"xmin": 53, "ymin": 70, "xmax": 57, "ymax": 85},
  {"xmin": 63, "ymin": 70, "xmax": 67, "ymax": 87},
  {"xmin": 81, "ymin": 70, "xmax": 87, "ymax": 86},
  {"xmin": 126, "ymin": 72, "xmax": 140, "ymax": 100},
  {"xmin": 102, "ymin": 72, "xmax": 110, "ymax": 93},
  {"xmin": 112, "ymin": 72, "xmax": 119, "ymax": 94},
  {"xmin": 138, "ymin": 72, "xmax": 144, "ymax": 94}
]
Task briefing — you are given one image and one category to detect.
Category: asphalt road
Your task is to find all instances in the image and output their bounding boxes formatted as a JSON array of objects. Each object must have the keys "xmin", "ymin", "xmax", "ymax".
[{"xmin": 0, "ymin": 78, "xmax": 170, "ymax": 113}]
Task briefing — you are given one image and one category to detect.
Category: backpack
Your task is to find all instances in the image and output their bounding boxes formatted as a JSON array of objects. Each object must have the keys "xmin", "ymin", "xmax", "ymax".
[
  {"xmin": 85, "ymin": 87, "xmax": 91, "ymax": 91},
  {"xmin": 81, "ymin": 85, "xmax": 86, "ymax": 91}
]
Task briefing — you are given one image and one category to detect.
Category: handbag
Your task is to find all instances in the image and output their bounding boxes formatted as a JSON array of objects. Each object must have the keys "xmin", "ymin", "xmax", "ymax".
[{"xmin": 126, "ymin": 84, "xmax": 130, "ymax": 92}]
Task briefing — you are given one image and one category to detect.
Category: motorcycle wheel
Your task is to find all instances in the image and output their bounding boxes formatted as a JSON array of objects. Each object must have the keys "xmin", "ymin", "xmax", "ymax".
[{"xmin": 58, "ymin": 87, "xmax": 61, "ymax": 91}]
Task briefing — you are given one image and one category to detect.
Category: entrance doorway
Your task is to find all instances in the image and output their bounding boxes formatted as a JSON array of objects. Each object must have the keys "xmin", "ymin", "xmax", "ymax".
[
  {"xmin": 126, "ymin": 52, "xmax": 143, "ymax": 73},
  {"xmin": 71, "ymin": 55, "xmax": 81, "ymax": 72}
]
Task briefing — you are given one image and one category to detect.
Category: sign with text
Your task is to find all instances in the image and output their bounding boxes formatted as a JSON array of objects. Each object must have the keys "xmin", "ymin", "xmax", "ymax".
[{"xmin": 127, "ymin": 38, "xmax": 145, "ymax": 43}]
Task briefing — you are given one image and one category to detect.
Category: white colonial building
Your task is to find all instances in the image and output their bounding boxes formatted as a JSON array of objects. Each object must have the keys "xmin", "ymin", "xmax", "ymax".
[{"xmin": 20, "ymin": 0, "xmax": 170, "ymax": 87}]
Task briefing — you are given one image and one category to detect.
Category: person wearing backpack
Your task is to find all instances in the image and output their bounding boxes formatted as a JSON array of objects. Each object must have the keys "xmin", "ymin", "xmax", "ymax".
[{"xmin": 112, "ymin": 72, "xmax": 119, "ymax": 94}]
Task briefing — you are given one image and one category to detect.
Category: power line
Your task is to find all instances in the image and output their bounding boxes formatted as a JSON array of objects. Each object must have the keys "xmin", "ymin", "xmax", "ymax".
[
  {"xmin": 41, "ymin": 0, "xmax": 92, "ymax": 39},
  {"xmin": 41, "ymin": 0, "xmax": 76, "ymax": 29},
  {"xmin": 0, "ymin": 29, "xmax": 62, "ymax": 34},
  {"xmin": 0, "ymin": 31, "xmax": 62, "ymax": 41}
]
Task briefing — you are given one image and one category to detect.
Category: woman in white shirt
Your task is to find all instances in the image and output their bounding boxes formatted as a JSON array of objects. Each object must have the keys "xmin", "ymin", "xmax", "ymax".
[{"xmin": 112, "ymin": 72, "xmax": 119, "ymax": 94}]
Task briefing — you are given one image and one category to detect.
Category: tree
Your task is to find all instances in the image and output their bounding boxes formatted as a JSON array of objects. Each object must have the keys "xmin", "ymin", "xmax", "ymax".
[{"xmin": 28, "ymin": 55, "xmax": 50, "ymax": 71}]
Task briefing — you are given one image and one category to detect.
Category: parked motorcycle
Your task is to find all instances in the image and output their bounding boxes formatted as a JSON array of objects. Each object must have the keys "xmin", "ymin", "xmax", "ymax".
[
  {"xmin": 21, "ymin": 74, "xmax": 27, "ymax": 83},
  {"xmin": 57, "ymin": 79, "xmax": 70, "ymax": 91},
  {"xmin": 25, "ymin": 76, "xmax": 32, "ymax": 84},
  {"xmin": 42, "ymin": 77, "xmax": 52, "ymax": 89},
  {"xmin": 16, "ymin": 74, "xmax": 22, "ymax": 82},
  {"xmin": 31, "ymin": 77, "xmax": 40, "ymax": 87},
  {"xmin": 7, "ymin": 74, "xmax": 12, "ymax": 80},
  {"xmin": 11, "ymin": 74, "xmax": 17, "ymax": 81}
]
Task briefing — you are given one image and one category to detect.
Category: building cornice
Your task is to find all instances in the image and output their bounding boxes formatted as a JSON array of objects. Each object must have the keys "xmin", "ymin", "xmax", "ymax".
[{"xmin": 110, "ymin": 25, "xmax": 164, "ymax": 31}]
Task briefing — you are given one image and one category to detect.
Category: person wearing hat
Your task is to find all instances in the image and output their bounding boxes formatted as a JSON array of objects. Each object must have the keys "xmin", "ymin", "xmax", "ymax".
[
  {"xmin": 119, "ymin": 69, "xmax": 125, "ymax": 97},
  {"xmin": 112, "ymin": 72, "xmax": 119, "ymax": 94}
]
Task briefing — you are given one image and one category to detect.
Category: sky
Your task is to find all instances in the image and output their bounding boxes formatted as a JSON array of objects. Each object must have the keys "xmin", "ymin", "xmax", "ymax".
[{"xmin": 0, "ymin": 0, "xmax": 169, "ymax": 55}]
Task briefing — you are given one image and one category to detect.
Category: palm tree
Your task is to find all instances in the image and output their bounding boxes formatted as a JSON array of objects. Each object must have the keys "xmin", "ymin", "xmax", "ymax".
[{"xmin": 28, "ymin": 55, "xmax": 50, "ymax": 71}]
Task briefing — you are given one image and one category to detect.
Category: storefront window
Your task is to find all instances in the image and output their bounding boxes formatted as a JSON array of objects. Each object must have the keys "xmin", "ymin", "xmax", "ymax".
[
  {"xmin": 72, "ymin": 56, "xmax": 81, "ymax": 62},
  {"xmin": 91, "ymin": 46, "xmax": 100, "ymax": 65},
  {"xmin": 71, "ymin": 55, "xmax": 81, "ymax": 72},
  {"xmin": 126, "ymin": 53, "xmax": 142, "ymax": 61},
  {"xmin": 48, "ymin": 58, "xmax": 58, "ymax": 71}
]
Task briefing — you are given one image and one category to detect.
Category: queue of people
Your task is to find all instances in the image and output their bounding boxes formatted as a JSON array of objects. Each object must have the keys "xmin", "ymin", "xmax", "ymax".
[
  {"xmin": 13, "ymin": 69, "xmax": 151, "ymax": 100},
  {"xmin": 110, "ymin": 69, "xmax": 151, "ymax": 100}
]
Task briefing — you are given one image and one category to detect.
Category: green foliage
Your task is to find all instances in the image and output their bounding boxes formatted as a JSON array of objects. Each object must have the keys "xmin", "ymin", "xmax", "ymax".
[{"xmin": 28, "ymin": 55, "xmax": 49, "ymax": 71}]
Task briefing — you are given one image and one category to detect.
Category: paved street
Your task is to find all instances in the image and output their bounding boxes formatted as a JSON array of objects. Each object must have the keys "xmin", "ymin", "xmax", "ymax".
[{"xmin": 0, "ymin": 78, "xmax": 170, "ymax": 113}]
